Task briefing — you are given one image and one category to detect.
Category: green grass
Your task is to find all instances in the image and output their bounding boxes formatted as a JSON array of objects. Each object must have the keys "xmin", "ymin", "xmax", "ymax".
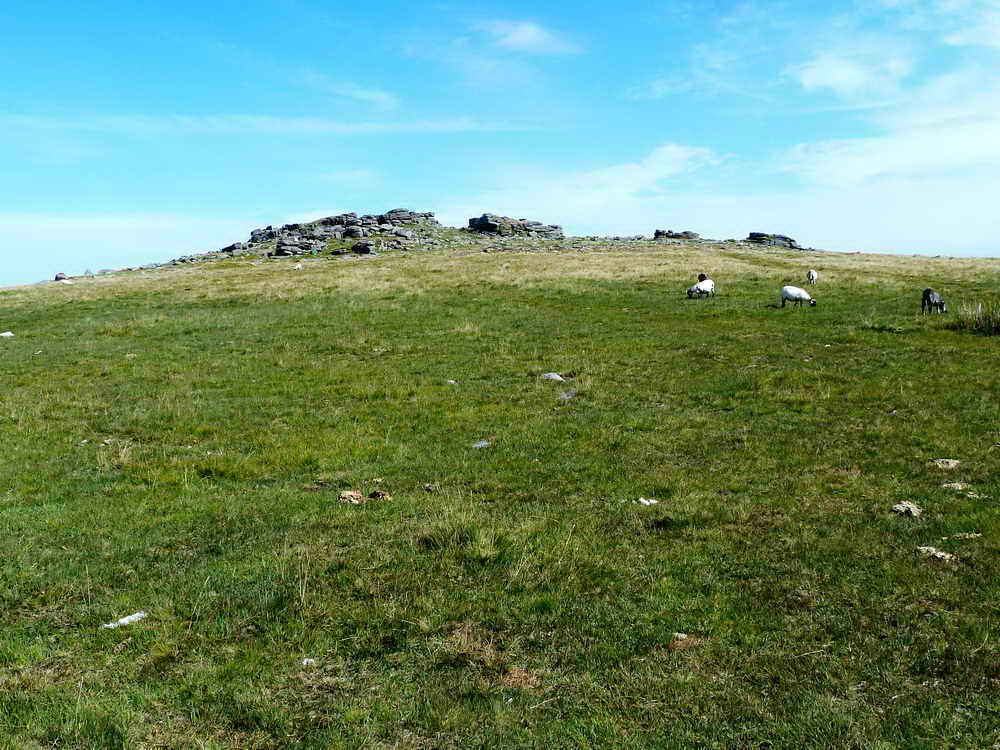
[{"xmin": 1, "ymin": 243, "xmax": 999, "ymax": 748}]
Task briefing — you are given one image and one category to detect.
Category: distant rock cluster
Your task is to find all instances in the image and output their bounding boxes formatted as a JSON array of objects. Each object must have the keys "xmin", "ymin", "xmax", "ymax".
[
  {"xmin": 225, "ymin": 208, "xmax": 439, "ymax": 257},
  {"xmin": 468, "ymin": 214, "xmax": 564, "ymax": 239},
  {"xmin": 654, "ymin": 230, "xmax": 700, "ymax": 240},
  {"xmin": 746, "ymin": 232, "xmax": 802, "ymax": 249}
]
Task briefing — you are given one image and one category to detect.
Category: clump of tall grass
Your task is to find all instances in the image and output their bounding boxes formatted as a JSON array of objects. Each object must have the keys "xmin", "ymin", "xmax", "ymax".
[{"xmin": 950, "ymin": 300, "xmax": 1000, "ymax": 335}]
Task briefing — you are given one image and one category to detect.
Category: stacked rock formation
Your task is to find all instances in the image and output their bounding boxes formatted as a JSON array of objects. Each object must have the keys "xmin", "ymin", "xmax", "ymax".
[
  {"xmin": 654, "ymin": 230, "xmax": 700, "ymax": 240},
  {"xmin": 746, "ymin": 233, "xmax": 802, "ymax": 249},
  {"xmin": 219, "ymin": 209, "xmax": 439, "ymax": 257},
  {"xmin": 468, "ymin": 214, "xmax": 564, "ymax": 239}
]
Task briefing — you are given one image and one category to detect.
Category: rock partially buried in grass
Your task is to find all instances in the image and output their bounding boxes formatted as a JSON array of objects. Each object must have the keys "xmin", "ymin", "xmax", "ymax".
[
  {"xmin": 339, "ymin": 490, "xmax": 366, "ymax": 505},
  {"xmin": 929, "ymin": 459, "xmax": 961, "ymax": 470},
  {"xmin": 635, "ymin": 497, "xmax": 659, "ymax": 506},
  {"xmin": 942, "ymin": 482, "xmax": 969, "ymax": 491},
  {"xmin": 0, "ymin": 332, "xmax": 13, "ymax": 338},
  {"xmin": 892, "ymin": 501, "xmax": 923, "ymax": 518},
  {"xmin": 368, "ymin": 489, "xmax": 392, "ymax": 501},
  {"xmin": 423, "ymin": 483, "xmax": 440, "ymax": 492},
  {"xmin": 558, "ymin": 390, "xmax": 579, "ymax": 401},
  {"xmin": 917, "ymin": 546, "xmax": 958, "ymax": 563},
  {"xmin": 541, "ymin": 372, "xmax": 565, "ymax": 382},
  {"xmin": 473, "ymin": 440, "xmax": 491, "ymax": 449}
]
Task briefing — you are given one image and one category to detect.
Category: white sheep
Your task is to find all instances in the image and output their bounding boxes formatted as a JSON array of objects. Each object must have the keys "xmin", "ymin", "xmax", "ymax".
[
  {"xmin": 781, "ymin": 285, "xmax": 816, "ymax": 307},
  {"xmin": 687, "ymin": 276, "xmax": 715, "ymax": 298},
  {"xmin": 806, "ymin": 269, "xmax": 818, "ymax": 285}
]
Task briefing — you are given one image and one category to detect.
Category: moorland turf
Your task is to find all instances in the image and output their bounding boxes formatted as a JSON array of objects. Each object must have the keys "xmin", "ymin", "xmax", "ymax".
[{"xmin": 1, "ymin": 241, "xmax": 999, "ymax": 748}]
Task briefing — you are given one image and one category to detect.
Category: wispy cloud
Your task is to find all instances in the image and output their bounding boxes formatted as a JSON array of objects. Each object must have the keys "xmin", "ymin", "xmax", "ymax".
[
  {"xmin": 299, "ymin": 70, "xmax": 399, "ymax": 109},
  {"xmin": 790, "ymin": 52, "xmax": 913, "ymax": 97},
  {"xmin": 474, "ymin": 20, "xmax": 581, "ymax": 55},
  {"xmin": 0, "ymin": 114, "xmax": 519, "ymax": 136}
]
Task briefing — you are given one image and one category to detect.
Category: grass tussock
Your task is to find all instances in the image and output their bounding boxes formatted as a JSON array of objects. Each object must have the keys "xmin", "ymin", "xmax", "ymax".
[{"xmin": 950, "ymin": 300, "xmax": 1000, "ymax": 335}]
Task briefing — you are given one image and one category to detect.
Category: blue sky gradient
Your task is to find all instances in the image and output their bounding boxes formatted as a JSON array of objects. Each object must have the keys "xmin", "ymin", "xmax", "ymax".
[{"xmin": 4, "ymin": 0, "xmax": 1000, "ymax": 284}]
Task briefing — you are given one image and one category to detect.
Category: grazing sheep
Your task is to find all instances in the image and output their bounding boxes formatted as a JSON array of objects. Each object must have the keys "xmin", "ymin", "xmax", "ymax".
[
  {"xmin": 687, "ymin": 277, "xmax": 715, "ymax": 298},
  {"xmin": 922, "ymin": 288, "xmax": 947, "ymax": 314},
  {"xmin": 806, "ymin": 269, "xmax": 818, "ymax": 285},
  {"xmin": 781, "ymin": 285, "xmax": 816, "ymax": 308}
]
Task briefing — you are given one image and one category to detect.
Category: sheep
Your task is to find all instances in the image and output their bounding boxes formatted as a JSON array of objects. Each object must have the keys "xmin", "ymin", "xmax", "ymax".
[
  {"xmin": 806, "ymin": 269, "xmax": 818, "ymax": 285},
  {"xmin": 781, "ymin": 285, "xmax": 816, "ymax": 307},
  {"xmin": 687, "ymin": 277, "xmax": 715, "ymax": 298},
  {"xmin": 921, "ymin": 288, "xmax": 947, "ymax": 314}
]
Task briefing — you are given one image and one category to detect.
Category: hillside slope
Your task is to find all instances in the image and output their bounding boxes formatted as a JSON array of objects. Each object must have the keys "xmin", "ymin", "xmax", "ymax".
[{"xmin": 1, "ymin": 241, "xmax": 999, "ymax": 748}]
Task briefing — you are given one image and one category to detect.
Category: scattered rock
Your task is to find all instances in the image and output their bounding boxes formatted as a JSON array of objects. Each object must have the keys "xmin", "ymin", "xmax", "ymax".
[
  {"xmin": 54, "ymin": 273, "xmax": 68, "ymax": 281},
  {"xmin": 368, "ymin": 489, "xmax": 392, "ymax": 501},
  {"xmin": 541, "ymin": 372, "xmax": 565, "ymax": 382},
  {"xmin": 292, "ymin": 262, "xmax": 303, "ymax": 270},
  {"xmin": 423, "ymin": 483, "xmax": 440, "ymax": 492},
  {"xmin": 929, "ymin": 459, "xmax": 961, "ymax": 470},
  {"xmin": 472, "ymin": 440, "xmax": 491, "ymax": 449},
  {"xmin": 558, "ymin": 390, "xmax": 579, "ymax": 401},
  {"xmin": 446, "ymin": 379, "xmax": 458, "ymax": 385},
  {"xmin": 944, "ymin": 532, "xmax": 982, "ymax": 540},
  {"xmin": 635, "ymin": 497, "xmax": 659, "ymax": 506},
  {"xmin": 103, "ymin": 611, "xmax": 147, "ymax": 629},
  {"xmin": 302, "ymin": 658, "xmax": 317, "ymax": 667},
  {"xmin": 917, "ymin": 546, "xmax": 958, "ymax": 563},
  {"xmin": 351, "ymin": 241, "xmax": 373, "ymax": 255},
  {"xmin": 941, "ymin": 482, "xmax": 968, "ymax": 491},
  {"xmin": 0, "ymin": 332, "xmax": 14, "ymax": 338},
  {"xmin": 339, "ymin": 491, "xmax": 366, "ymax": 505},
  {"xmin": 892, "ymin": 501, "xmax": 923, "ymax": 518}
]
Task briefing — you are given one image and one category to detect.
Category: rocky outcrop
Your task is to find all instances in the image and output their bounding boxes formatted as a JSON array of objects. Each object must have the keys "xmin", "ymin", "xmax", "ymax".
[
  {"xmin": 654, "ymin": 230, "xmax": 700, "ymax": 240},
  {"xmin": 229, "ymin": 209, "xmax": 440, "ymax": 257},
  {"xmin": 468, "ymin": 214, "xmax": 564, "ymax": 239},
  {"xmin": 746, "ymin": 233, "xmax": 801, "ymax": 249}
]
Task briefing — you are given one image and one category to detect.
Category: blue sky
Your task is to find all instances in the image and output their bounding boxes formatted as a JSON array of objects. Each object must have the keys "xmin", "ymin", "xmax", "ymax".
[{"xmin": 3, "ymin": 0, "xmax": 1000, "ymax": 284}]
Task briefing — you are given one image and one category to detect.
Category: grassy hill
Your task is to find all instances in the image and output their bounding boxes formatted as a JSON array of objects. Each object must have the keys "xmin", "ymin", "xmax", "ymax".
[{"xmin": 2, "ymin": 239, "xmax": 999, "ymax": 748}]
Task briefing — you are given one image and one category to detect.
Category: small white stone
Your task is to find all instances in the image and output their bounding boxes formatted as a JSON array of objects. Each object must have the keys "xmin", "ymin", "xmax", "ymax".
[
  {"xmin": 302, "ymin": 658, "xmax": 317, "ymax": 667},
  {"xmin": 541, "ymin": 372, "xmax": 565, "ymax": 382},
  {"xmin": 917, "ymin": 546, "xmax": 958, "ymax": 563},
  {"xmin": 892, "ymin": 501, "xmax": 923, "ymax": 518},
  {"xmin": 473, "ymin": 440, "xmax": 491, "ymax": 449},
  {"xmin": 0, "ymin": 332, "xmax": 13, "ymax": 338},
  {"xmin": 929, "ymin": 459, "xmax": 961, "ymax": 470},
  {"xmin": 103, "ymin": 611, "xmax": 147, "ymax": 629}
]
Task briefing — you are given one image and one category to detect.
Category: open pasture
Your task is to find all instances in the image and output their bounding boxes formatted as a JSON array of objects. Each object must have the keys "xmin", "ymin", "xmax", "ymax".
[{"xmin": 1, "ymin": 242, "xmax": 999, "ymax": 748}]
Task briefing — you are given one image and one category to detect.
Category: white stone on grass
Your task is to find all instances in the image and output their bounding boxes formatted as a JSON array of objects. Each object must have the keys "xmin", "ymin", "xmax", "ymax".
[
  {"xmin": 541, "ymin": 372, "xmax": 565, "ymax": 382},
  {"xmin": 103, "ymin": 611, "xmax": 147, "ymax": 629},
  {"xmin": 892, "ymin": 501, "xmax": 923, "ymax": 518},
  {"xmin": 916, "ymin": 546, "xmax": 958, "ymax": 563}
]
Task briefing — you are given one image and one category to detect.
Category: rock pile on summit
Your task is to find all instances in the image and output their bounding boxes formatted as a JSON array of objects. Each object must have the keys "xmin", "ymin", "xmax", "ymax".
[
  {"xmin": 746, "ymin": 233, "xmax": 802, "ymax": 249},
  {"xmin": 228, "ymin": 208, "xmax": 439, "ymax": 257},
  {"xmin": 654, "ymin": 230, "xmax": 700, "ymax": 240},
  {"xmin": 468, "ymin": 214, "xmax": 564, "ymax": 239}
]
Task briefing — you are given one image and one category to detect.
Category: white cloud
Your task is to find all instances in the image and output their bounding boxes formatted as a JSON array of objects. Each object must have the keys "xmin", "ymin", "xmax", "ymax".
[
  {"xmin": 299, "ymin": 71, "xmax": 399, "ymax": 109},
  {"xmin": 791, "ymin": 53, "xmax": 912, "ymax": 97},
  {"xmin": 0, "ymin": 114, "xmax": 515, "ymax": 136},
  {"xmin": 945, "ymin": 6, "xmax": 1000, "ymax": 46},
  {"xmin": 475, "ymin": 20, "xmax": 581, "ymax": 55}
]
